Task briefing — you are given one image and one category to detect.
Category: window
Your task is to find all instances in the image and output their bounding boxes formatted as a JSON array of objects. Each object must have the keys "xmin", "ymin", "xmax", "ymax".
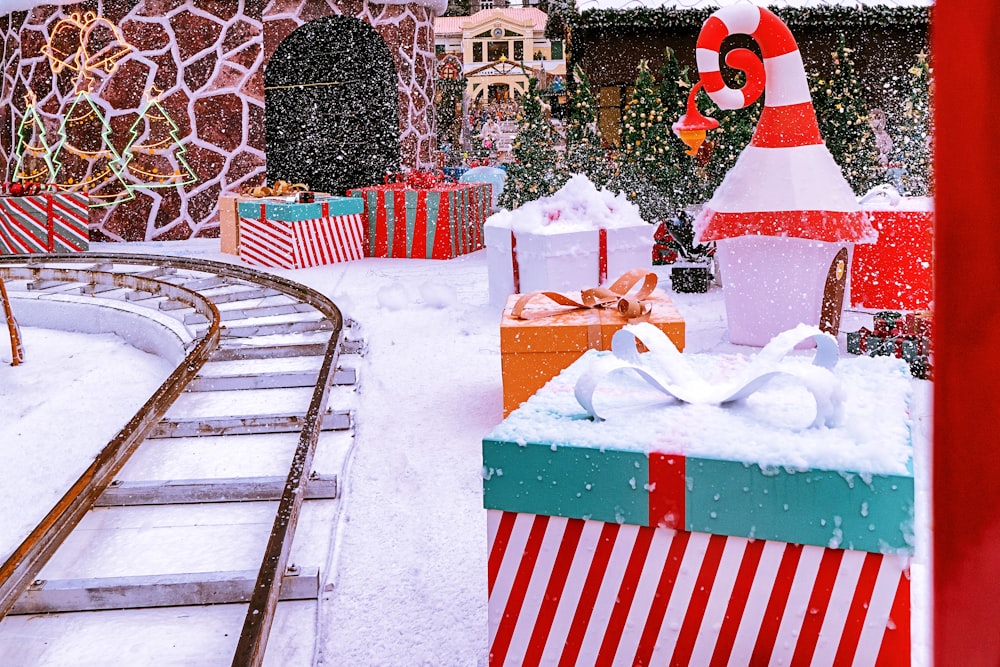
[
  {"xmin": 487, "ymin": 41, "xmax": 508, "ymax": 61},
  {"xmin": 473, "ymin": 42, "xmax": 483, "ymax": 62},
  {"xmin": 480, "ymin": 0, "xmax": 494, "ymax": 8},
  {"xmin": 435, "ymin": 44, "xmax": 445, "ymax": 55},
  {"xmin": 513, "ymin": 41, "xmax": 523, "ymax": 61}
]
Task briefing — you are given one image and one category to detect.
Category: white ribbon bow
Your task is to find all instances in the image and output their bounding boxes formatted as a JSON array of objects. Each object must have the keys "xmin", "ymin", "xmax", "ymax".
[{"xmin": 574, "ymin": 322, "xmax": 844, "ymax": 428}]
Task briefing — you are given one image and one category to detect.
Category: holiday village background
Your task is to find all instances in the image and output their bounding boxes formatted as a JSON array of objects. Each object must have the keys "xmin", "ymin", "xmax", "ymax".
[{"xmin": 0, "ymin": 0, "xmax": 966, "ymax": 663}]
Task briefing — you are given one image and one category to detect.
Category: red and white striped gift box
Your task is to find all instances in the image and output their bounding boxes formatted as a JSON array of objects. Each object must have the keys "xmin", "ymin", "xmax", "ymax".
[
  {"xmin": 0, "ymin": 192, "xmax": 89, "ymax": 255},
  {"xmin": 488, "ymin": 510, "xmax": 910, "ymax": 667},
  {"xmin": 239, "ymin": 207, "xmax": 365, "ymax": 270}
]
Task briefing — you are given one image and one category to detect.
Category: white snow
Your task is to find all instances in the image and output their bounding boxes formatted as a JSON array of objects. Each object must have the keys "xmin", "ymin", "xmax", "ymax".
[
  {"xmin": 485, "ymin": 173, "xmax": 646, "ymax": 234},
  {"xmin": 0, "ymin": 234, "xmax": 931, "ymax": 665}
]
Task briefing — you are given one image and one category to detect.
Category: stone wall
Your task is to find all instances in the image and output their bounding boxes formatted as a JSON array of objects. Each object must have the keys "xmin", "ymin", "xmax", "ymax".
[{"xmin": 0, "ymin": 0, "xmax": 438, "ymax": 241}]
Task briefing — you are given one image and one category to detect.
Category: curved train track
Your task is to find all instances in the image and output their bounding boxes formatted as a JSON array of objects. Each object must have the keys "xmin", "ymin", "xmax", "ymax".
[{"xmin": 0, "ymin": 253, "xmax": 362, "ymax": 666}]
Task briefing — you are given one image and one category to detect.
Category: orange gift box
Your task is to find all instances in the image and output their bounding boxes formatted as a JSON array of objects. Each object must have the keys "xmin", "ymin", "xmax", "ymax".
[
  {"xmin": 218, "ymin": 193, "xmax": 257, "ymax": 255},
  {"xmin": 500, "ymin": 278, "xmax": 686, "ymax": 416}
]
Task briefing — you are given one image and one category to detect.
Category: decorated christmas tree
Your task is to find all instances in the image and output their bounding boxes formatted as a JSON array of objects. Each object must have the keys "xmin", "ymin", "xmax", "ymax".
[
  {"xmin": 121, "ymin": 89, "xmax": 197, "ymax": 191},
  {"xmin": 611, "ymin": 60, "xmax": 672, "ymax": 225},
  {"xmin": 892, "ymin": 51, "xmax": 933, "ymax": 196},
  {"xmin": 619, "ymin": 59, "xmax": 672, "ymax": 181},
  {"xmin": 12, "ymin": 93, "xmax": 56, "ymax": 185},
  {"xmin": 498, "ymin": 76, "xmax": 564, "ymax": 210},
  {"xmin": 51, "ymin": 90, "xmax": 132, "ymax": 207},
  {"xmin": 809, "ymin": 34, "xmax": 882, "ymax": 195},
  {"xmin": 563, "ymin": 65, "xmax": 611, "ymax": 188}
]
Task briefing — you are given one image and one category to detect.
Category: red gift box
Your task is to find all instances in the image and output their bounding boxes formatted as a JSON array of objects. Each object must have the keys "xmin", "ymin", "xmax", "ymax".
[
  {"xmin": 0, "ymin": 192, "xmax": 89, "ymax": 255},
  {"xmin": 851, "ymin": 199, "xmax": 932, "ymax": 310},
  {"xmin": 349, "ymin": 181, "xmax": 491, "ymax": 259},
  {"xmin": 238, "ymin": 199, "xmax": 365, "ymax": 270}
]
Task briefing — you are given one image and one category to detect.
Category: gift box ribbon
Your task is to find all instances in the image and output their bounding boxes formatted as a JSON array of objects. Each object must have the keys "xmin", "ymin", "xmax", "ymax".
[
  {"xmin": 510, "ymin": 268, "xmax": 658, "ymax": 321},
  {"xmin": 509, "ymin": 269, "xmax": 658, "ymax": 350},
  {"xmin": 243, "ymin": 180, "xmax": 308, "ymax": 198},
  {"xmin": 575, "ymin": 322, "xmax": 843, "ymax": 428}
]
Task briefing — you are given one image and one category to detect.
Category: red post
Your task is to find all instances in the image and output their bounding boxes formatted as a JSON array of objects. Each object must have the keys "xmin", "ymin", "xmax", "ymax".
[{"xmin": 933, "ymin": 3, "xmax": 1000, "ymax": 663}]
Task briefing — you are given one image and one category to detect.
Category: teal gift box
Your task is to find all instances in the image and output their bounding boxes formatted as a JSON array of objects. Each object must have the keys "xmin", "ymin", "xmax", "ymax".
[
  {"xmin": 482, "ymin": 347, "xmax": 916, "ymax": 555},
  {"xmin": 237, "ymin": 195, "xmax": 363, "ymax": 222}
]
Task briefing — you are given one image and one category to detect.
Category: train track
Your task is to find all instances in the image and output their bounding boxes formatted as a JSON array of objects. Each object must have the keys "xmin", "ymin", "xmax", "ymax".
[{"xmin": 0, "ymin": 253, "xmax": 362, "ymax": 665}]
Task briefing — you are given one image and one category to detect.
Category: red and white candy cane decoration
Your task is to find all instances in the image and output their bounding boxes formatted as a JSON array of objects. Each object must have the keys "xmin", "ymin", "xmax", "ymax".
[
  {"xmin": 687, "ymin": 4, "xmax": 873, "ymax": 245},
  {"xmin": 696, "ymin": 4, "xmax": 822, "ymax": 149}
]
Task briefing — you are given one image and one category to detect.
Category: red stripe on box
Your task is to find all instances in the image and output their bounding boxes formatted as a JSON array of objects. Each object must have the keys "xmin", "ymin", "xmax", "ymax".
[
  {"xmin": 439, "ymin": 189, "xmax": 453, "ymax": 259},
  {"xmin": 490, "ymin": 514, "xmax": 550, "ymax": 666},
  {"xmin": 710, "ymin": 537, "xmax": 766, "ymax": 664},
  {"xmin": 595, "ymin": 524, "xmax": 656, "ymax": 663},
  {"xmin": 632, "ymin": 529, "xmax": 691, "ymax": 665},
  {"xmin": 392, "ymin": 189, "xmax": 408, "ymax": 258},
  {"xmin": 521, "ymin": 518, "xmax": 585, "ymax": 664},
  {"xmin": 558, "ymin": 522, "xmax": 620, "ymax": 666},
  {"xmin": 489, "ymin": 511, "xmax": 518, "ymax": 596},
  {"xmin": 876, "ymin": 561, "xmax": 911, "ymax": 665},
  {"xmin": 648, "ymin": 452, "xmax": 686, "ymax": 529},
  {"xmin": 598, "ymin": 227, "xmax": 608, "ymax": 285},
  {"xmin": 45, "ymin": 195, "xmax": 53, "ymax": 251},
  {"xmin": 374, "ymin": 190, "xmax": 389, "ymax": 257},
  {"xmin": 791, "ymin": 546, "xmax": 845, "ymax": 664},
  {"xmin": 834, "ymin": 551, "xmax": 883, "ymax": 664},
  {"xmin": 510, "ymin": 231, "xmax": 521, "ymax": 293},
  {"xmin": 670, "ymin": 533, "xmax": 728, "ymax": 665},
  {"xmin": 431, "ymin": 190, "xmax": 450, "ymax": 259},
  {"xmin": 751, "ymin": 542, "xmax": 804, "ymax": 660},
  {"xmin": 410, "ymin": 190, "xmax": 426, "ymax": 258}
]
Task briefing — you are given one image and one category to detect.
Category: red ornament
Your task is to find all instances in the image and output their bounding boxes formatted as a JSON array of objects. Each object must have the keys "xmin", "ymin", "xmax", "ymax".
[{"xmin": 9, "ymin": 182, "xmax": 23, "ymax": 196}]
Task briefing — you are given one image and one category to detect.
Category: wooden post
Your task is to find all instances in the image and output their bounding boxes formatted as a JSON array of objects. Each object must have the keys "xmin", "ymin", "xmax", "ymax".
[{"xmin": 0, "ymin": 276, "xmax": 24, "ymax": 366}]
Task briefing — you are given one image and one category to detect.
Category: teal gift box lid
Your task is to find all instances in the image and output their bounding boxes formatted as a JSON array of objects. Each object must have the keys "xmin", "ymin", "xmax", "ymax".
[
  {"xmin": 238, "ymin": 195, "xmax": 363, "ymax": 221},
  {"xmin": 482, "ymin": 347, "xmax": 916, "ymax": 555}
]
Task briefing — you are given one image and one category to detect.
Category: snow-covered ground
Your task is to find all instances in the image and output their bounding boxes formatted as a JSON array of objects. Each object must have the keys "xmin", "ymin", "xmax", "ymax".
[{"xmin": 0, "ymin": 239, "xmax": 931, "ymax": 665}]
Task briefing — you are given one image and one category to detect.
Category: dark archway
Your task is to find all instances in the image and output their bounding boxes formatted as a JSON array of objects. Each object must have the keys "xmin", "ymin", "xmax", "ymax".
[{"xmin": 264, "ymin": 16, "xmax": 400, "ymax": 195}]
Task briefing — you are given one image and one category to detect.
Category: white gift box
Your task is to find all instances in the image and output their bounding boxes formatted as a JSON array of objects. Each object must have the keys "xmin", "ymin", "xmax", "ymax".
[{"xmin": 485, "ymin": 222, "xmax": 654, "ymax": 307}]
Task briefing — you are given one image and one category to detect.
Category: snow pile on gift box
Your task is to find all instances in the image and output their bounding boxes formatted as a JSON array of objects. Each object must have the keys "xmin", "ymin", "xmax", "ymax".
[
  {"xmin": 489, "ymin": 330, "xmax": 914, "ymax": 476},
  {"xmin": 485, "ymin": 174, "xmax": 654, "ymax": 307}
]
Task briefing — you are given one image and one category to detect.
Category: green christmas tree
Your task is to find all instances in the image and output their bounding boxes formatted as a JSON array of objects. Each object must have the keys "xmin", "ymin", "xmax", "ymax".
[
  {"xmin": 892, "ymin": 51, "xmax": 933, "ymax": 196},
  {"xmin": 121, "ymin": 90, "xmax": 197, "ymax": 191},
  {"xmin": 619, "ymin": 59, "xmax": 672, "ymax": 182},
  {"xmin": 611, "ymin": 60, "xmax": 674, "ymax": 226},
  {"xmin": 563, "ymin": 65, "xmax": 611, "ymax": 188},
  {"xmin": 13, "ymin": 94, "xmax": 56, "ymax": 185},
  {"xmin": 498, "ymin": 76, "xmax": 565, "ymax": 210},
  {"xmin": 809, "ymin": 34, "xmax": 883, "ymax": 195}
]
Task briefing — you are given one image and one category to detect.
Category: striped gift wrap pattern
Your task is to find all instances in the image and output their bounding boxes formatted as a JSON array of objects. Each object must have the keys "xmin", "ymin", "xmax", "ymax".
[
  {"xmin": 349, "ymin": 182, "xmax": 490, "ymax": 259},
  {"xmin": 0, "ymin": 192, "xmax": 89, "ymax": 254},
  {"xmin": 488, "ymin": 509, "xmax": 910, "ymax": 667},
  {"xmin": 239, "ymin": 205, "xmax": 365, "ymax": 269}
]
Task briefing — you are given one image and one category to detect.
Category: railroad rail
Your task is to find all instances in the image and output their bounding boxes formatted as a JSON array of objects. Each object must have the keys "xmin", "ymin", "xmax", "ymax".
[{"xmin": 0, "ymin": 253, "xmax": 360, "ymax": 666}]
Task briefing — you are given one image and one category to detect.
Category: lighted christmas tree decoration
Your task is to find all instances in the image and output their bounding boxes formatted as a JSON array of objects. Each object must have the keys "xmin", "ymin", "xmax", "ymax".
[
  {"xmin": 51, "ymin": 90, "xmax": 133, "ymax": 207},
  {"xmin": 12, "ymin": 91, "xmax": 56, "ymax": 185},
  {"xmin": 122, "ymin": 87, "xmax": 197, "ymax": 191}
]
